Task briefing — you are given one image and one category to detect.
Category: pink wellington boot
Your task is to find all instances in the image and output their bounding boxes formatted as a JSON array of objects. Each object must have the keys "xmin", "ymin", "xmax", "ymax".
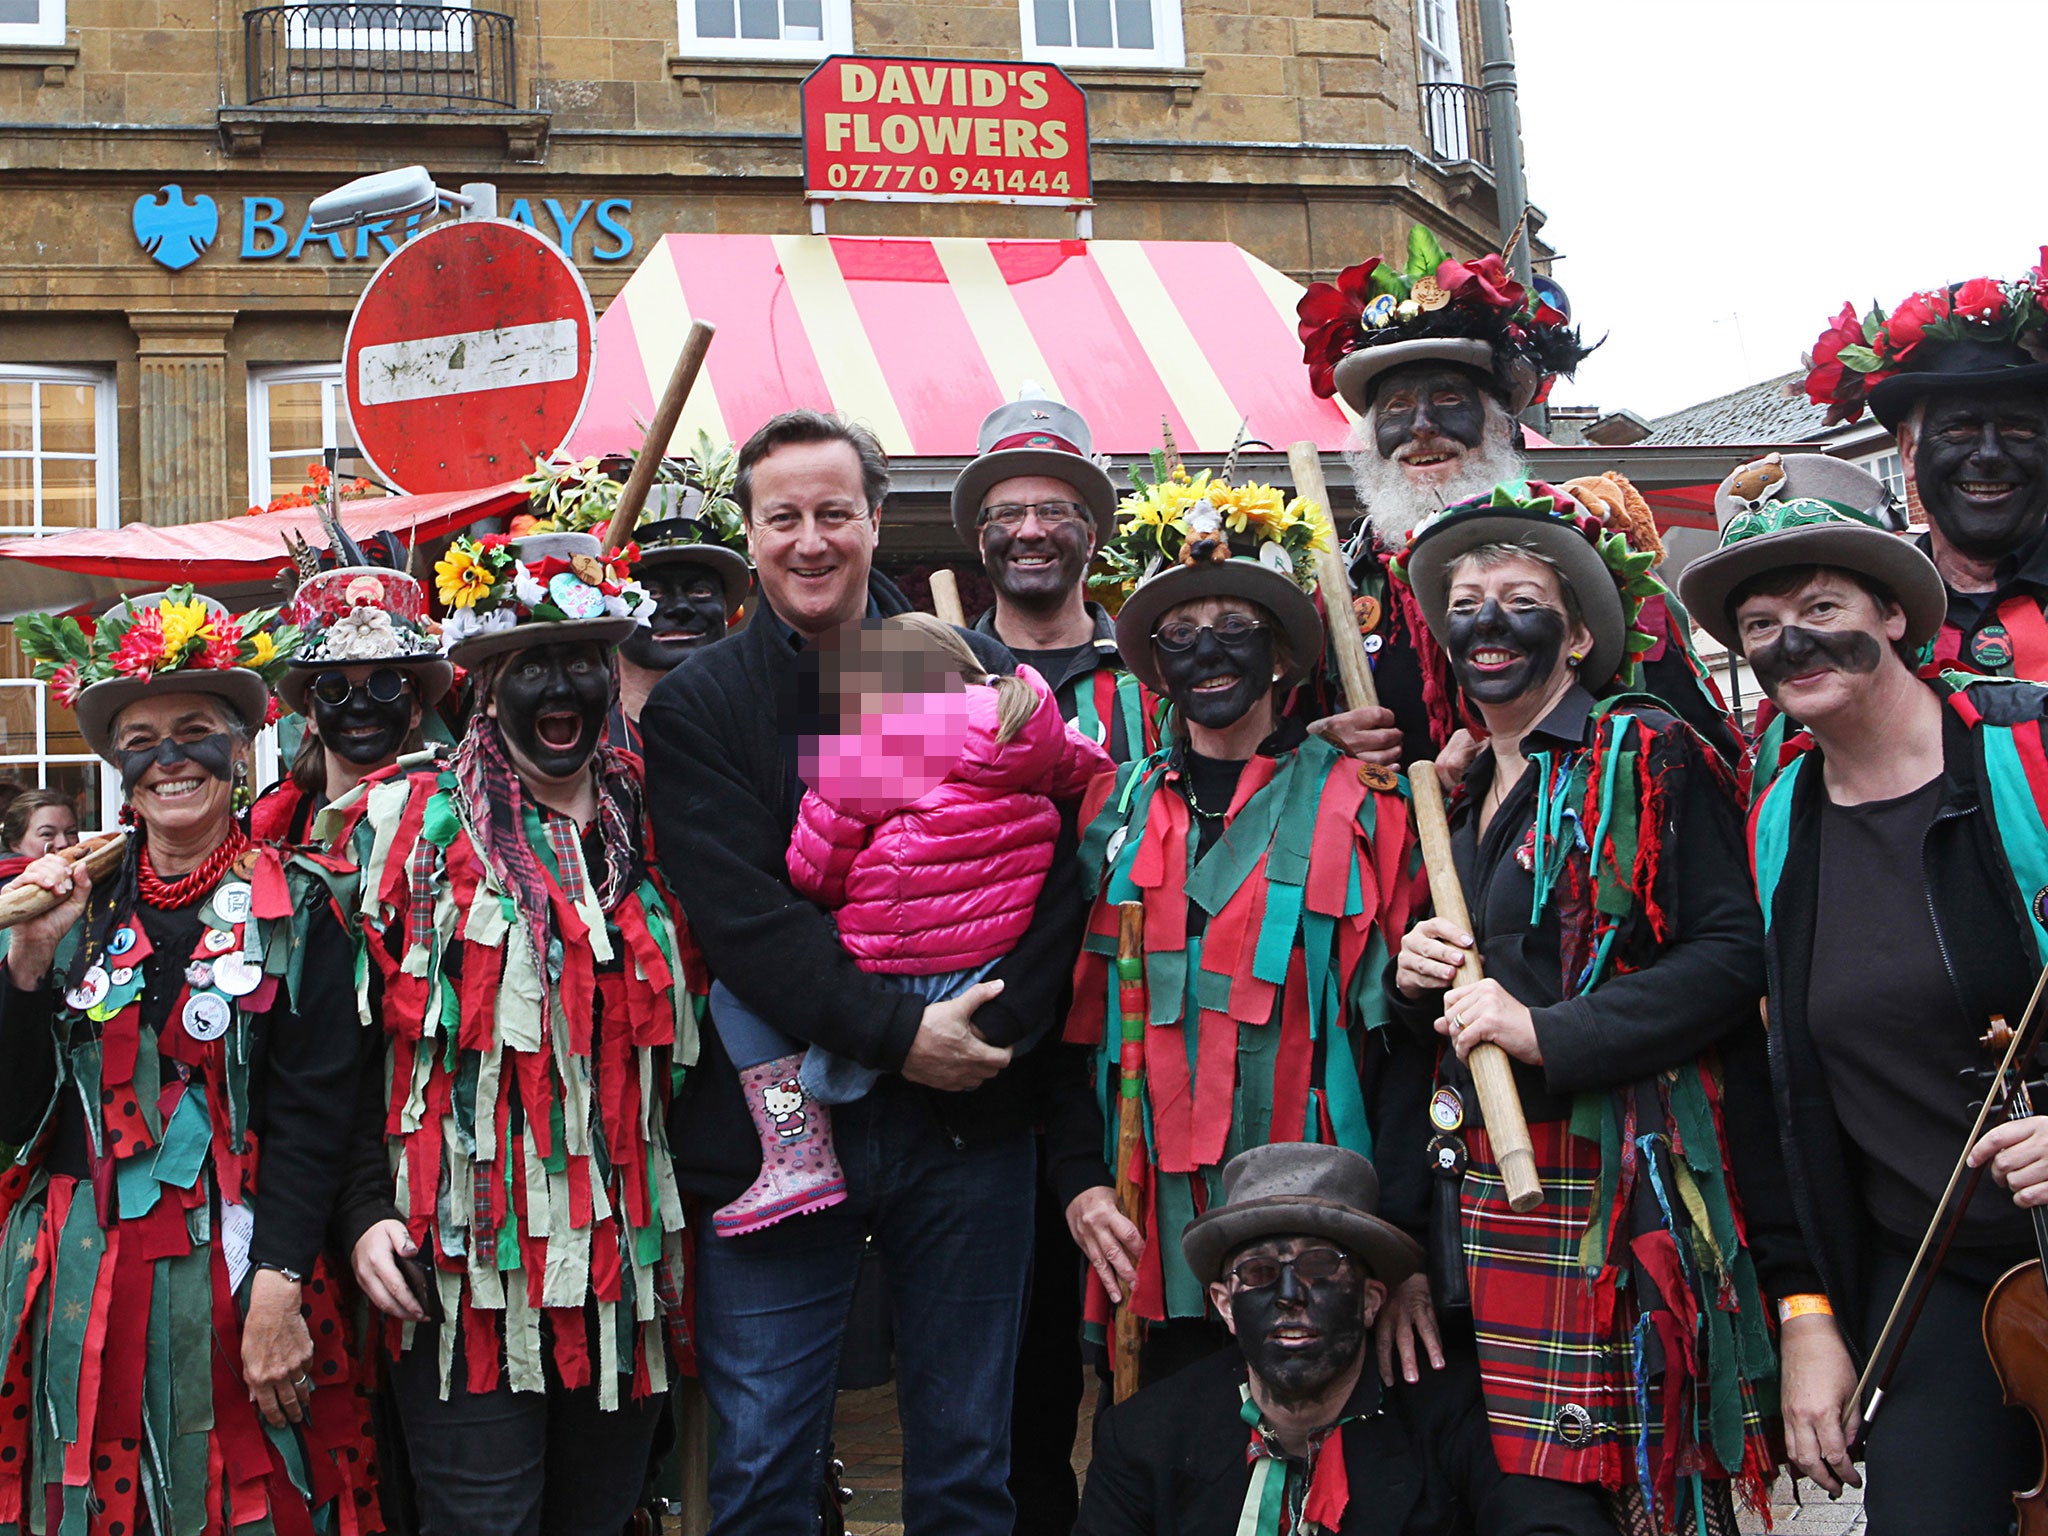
[{"xmin": 712, "ymin": 1055, "xmax": 849, "ymax": 1237}]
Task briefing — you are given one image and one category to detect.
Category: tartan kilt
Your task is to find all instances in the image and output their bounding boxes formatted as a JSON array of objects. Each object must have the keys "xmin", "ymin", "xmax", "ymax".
[{"xmin": 1462, "ymin": 1119, "xmax": 1773, "ymax": 1514}]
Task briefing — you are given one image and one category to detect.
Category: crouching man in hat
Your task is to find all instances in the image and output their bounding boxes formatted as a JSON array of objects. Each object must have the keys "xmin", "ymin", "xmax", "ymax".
[{"xmin": 1077, "ymin": 1144, "xmax": 1613, "ymax": 1536}]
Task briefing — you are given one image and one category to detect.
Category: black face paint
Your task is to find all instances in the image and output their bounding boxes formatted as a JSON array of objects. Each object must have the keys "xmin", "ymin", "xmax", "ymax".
[
  {"xmin": 620, "ymin": 567, "xmax": 728, "ymax": 671},
  {"xmin": 310, "ymin": 674, "xmax": 415, "ymax": 769},
  {"xmin": 1156, "ymin": 622, "xmax": 1275, "ymax": 732},
  {"xmin": 1372, "ymin": 364, "xmax": 1493, "ymax": 462},
  {"xmin": 1746, "ymin": 623, "xmax": 1886, "ymax": 697},
  {"xmin": 117, "ymin": 733, "xmax": 236, "ymax": 793},
  {"xmin": 982, "ymin": 509, "xmax": 1094, "ymax": 611},
  {"xmin": 1231, "ymin": 1256, "xmax": 1369, "ymax": 1409},
  {"xmin": 1445, "ymin": 597, "xmax": 1567, "ymax": 705},
  {"xmin": 492, "ymin": 642, "xmax": 613, "ymax": 780},
  {"xmin": 1915, "ymin": 393, "xmax": 2048, "ymax": 561}
]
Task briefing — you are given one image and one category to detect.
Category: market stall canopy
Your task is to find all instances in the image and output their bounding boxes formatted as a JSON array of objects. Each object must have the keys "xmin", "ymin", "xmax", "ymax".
[
  {"xmin": 0, "ymin": 481, "xmax": 528, "ymax": 620},
  {"xmin": 562, "ymin": 233, "xmax": 1355, "ymax": 459}
]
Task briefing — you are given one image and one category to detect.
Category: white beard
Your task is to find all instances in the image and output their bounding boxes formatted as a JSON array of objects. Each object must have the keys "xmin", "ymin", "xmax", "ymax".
[{"xmin": 1343, "ymin": 402, "xmax": 1527, "ymax": 546}]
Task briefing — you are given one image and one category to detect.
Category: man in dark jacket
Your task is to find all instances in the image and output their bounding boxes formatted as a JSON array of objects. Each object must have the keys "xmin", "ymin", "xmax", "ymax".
[
  {"xmin": 642, "ymin": 409, "xmax": 1090, "ymax": 1536},
  {"xmin": 1077, "ymin": 1142, "xmax": 1612, "ymax": 1536}
]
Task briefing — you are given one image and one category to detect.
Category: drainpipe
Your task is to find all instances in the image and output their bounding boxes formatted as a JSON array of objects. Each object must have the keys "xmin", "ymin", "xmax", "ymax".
[{"xmin": 1475, "ymin": 0, "xmax": 1530, "ymax": 290}]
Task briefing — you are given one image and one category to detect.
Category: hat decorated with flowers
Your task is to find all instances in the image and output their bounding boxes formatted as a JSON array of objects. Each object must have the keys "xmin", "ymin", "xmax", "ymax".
[
  {"xmin": 1676, "ymin": 494, "xmax": 1946, "ymax": 652},
  {"xmin": 1298, "ymin": 225, "xmax": 1593, "ymax": 416},
  {"xmin": 277, "ymin": 566, "xmax": 455, "ymax": 714},
  {"xmin": 1395, "ymin": 481, "xmax": 1657, "ymax": 693},
  {"xmin": 18, "ymin": 586, "xmax": 297, "ymax": 762},
  {"xmin": 434, "ymin": 530, "xmax": 653, "ymax": 666},
  {"xmin": 1095, "ymin": 449, "xmax": 1336, "ymax": 695},
  {"xmin": 517, "ymin": 437, "xmax": 752, "ymax": 612},
  {"xmin": 1803, "ymin": 251, "xmax": 2048, "ymax": 430}
]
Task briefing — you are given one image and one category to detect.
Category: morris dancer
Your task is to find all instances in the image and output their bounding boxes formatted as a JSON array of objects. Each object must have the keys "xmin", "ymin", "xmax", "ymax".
[
  {"xmin": 1388, "ymin": 484, "xmax": 1778, "ymax": 1535},
  {"xmin": 255, "ymin": 562, "xmax": 452, "ymax": 844},
  {"xmin": 1297, "ymin": 228, "xmax": 1737, "ymax": 767},
  {"xmin": 329, "ymin": 531, "xmax": 702, "ymax": 1535},
  {"xmin": 1803, "ymin": 251, "xmax": 2048, "ymax": 678},
  {"xmin": 1679, "ymin": 492, "xmax": 2046, "ymax": 1529},
  {"xmin": 1062, "ymin": 469, "xmax": 1418, "ymax": 1385},
  {"xmin": 1, "ymin": 589, "xmax": 381, "ymax": 1534}
]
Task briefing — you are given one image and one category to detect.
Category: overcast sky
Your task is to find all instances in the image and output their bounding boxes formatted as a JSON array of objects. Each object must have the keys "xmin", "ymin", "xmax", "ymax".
[{"xmin": 1512, "ymin": 0, "xmax": 2043, "ymax": 422}]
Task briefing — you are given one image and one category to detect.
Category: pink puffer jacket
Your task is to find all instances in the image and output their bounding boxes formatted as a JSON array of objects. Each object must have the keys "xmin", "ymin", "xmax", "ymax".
[{"xmin": 787, "ymin": 665, "xmax": 1112, "ymax": 974}]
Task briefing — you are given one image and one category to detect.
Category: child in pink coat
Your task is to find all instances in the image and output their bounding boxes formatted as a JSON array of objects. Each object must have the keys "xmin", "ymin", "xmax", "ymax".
[{"xmin": 710, "ymin": 614, "xmax": 1111, "ymax": 1237}]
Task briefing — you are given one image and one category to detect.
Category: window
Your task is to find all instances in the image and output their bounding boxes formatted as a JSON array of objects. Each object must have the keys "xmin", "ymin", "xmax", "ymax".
[
  {"xmin": 288, "ymin": 0, "xmax": 474, "ymax": 51},
  {"xmin": 677, "ymin": 0, "xmax": 851, "ymax": 59},
  {"xmin": 1417, "ymin": 0, "xmax": 1463, "ymax": 84},
  {"xmin": 0, "ymin": 366, "xmax": 116, "ymax": 830},
  {"xmin": 248, "ymin": 365, "xmax": 389, "ymax": 509},
  {"xmin": 1860, "ymin": 450, "xmax": 1907, "ymax": 503},
  {"xmin": 0, "ymin": 0, "xmax": 63, "ymax": 47},
  {"xmin": 1019, "ymin": 0, "xmax": 1185, "ymax": 67}
]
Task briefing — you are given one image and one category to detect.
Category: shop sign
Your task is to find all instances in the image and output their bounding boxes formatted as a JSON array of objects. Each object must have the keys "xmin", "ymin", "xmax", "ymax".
[
  {"xmin": 801, "ymin": 55, "xmax": 1091, "ymax": 208},
  {"xmin": 128, "ymin": 185, "xmax": 636, "ymax": 271}
]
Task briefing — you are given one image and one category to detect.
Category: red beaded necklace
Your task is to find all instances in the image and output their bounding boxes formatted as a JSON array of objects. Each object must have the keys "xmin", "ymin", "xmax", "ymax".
[{"xmin": 137, "ymin": 828, "xmax": 249, "ymax": 911}]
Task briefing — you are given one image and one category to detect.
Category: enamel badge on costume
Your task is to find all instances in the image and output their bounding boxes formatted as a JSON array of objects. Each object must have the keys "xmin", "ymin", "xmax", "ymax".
[
  {"xmin": 184, "ymin": 961, "xmax": 213, "ymax": 990},
  {"xmin": 1554, "ymin": 1404, "xmax": 1594, "ymax": 1446},
  {"xmin": 1105, "ymin": 827, "xmax": 1128, "ymax": 868},
  {"xmin": 211, "ymin": 881, "xmax": 253, "ymax": 926},
  {"xmin": 106, "ymin": 926, "xmax": 138, "ymax": 958},
  {"xmin": 203, "ymin": 928, "xmax": 236, "ymax": 954},
  {"xmin": 1363, "ymin": 632, "xmax": 1384, "ymax": 655},
  {"xmin": 1972, "ymin": 623, "xmax": 2014, "ymax": 669},
  {"xmin": 109, "ymin": 967, "xmax": 134, "ymax": 988},
  {"xmin": 65, "ymin": 966, "xmax": 109, "ymax": 1013},
  {"xmin": 210, "ymin": 953, "xmax": 262, "ymax": 998},
  {"xmin": 2034, "ymin": 885, "xmax": 2048, "ymax": 929},
  {"xmin": 182, "ymin": 992, "xmax": 231, "ymax": 1042},
  {"xmin": 1426, "ymin": 1133, "xmax": 1466, "ymax": 1177},
  {"xmin": 1429, "ymin": 1086, "xmax": 1464, "ymax": 1132}
]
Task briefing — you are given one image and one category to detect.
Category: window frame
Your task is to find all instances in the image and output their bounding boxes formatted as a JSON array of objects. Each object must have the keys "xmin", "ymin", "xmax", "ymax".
[
  {"xmin": 0, "ymin": 0, "xmax": 64, "ymax": 48},
  {"xmin": 247, "ymin": 362, "xmax": 352, "ymax": 510},
  {"xmin": 1416, "ymin": 0, "xmax": 1463, "ymax": 84},
  {"xmin": 1018, "ymin": 0, "xmax": 1186, "ymax": 69},
  {"xmin": 286, "ymin": 0, "xmax": 475, "ymax": 54},
  {"xmin": 674, "ymin": 0, "xmax": 852, "ymax": 61}
]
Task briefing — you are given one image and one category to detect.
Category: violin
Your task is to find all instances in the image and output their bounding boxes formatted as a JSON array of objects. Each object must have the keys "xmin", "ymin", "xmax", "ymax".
[{"xmin": 1980, "ymin": 1015, "xmax": 2048, "ymax": 1534}]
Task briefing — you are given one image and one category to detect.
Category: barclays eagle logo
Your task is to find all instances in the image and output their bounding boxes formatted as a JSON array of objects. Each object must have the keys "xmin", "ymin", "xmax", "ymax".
[{"xmin": 132, "ymin": 185, "xmax": 218, "ymax": 272}]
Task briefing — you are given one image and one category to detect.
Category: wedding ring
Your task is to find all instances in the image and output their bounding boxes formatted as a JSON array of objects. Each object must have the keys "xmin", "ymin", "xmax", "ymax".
[{"xmin": 294, "ymin": 1374, "xmax": 313, "ymax": 1391}]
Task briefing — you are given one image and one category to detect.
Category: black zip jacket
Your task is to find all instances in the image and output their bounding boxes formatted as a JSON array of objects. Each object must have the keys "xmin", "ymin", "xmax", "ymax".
[
  {"xmin": 1754, "ymin": 682, "xmax": 2047, "ymax": 1350},
  {"xmin": 643, "ymin": 569, "xmax": 1091, "ymax": 1201}
]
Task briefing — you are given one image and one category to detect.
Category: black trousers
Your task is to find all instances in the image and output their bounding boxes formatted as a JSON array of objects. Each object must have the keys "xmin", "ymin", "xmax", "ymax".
[
  {"xmin": 1860, "ymin": 1248, "xmax": 2037, "ymax": 1536},
  {"xmin": 1009, "ymin": 1138, "xmax": 1086, "ymax": 1536}
]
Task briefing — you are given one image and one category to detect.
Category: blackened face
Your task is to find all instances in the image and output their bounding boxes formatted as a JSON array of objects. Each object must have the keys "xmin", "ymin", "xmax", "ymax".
[
  {"xmin": 490, "ymin": 642, "xmax": 613, "ymax": 782},
  {"xmin": 1221, "ymin": 1240, "xmax": 1371, "ymax": 1409},
  {"xmin": 309, "ymin": 666, "xmax": 418, "ymax": 768},
  {"xmin": 979, "ymin": 473, "xmax": 1096, "ymax": 611},
  {"xmin": 1911, "ymin": 393, "xmax": 2048, "ymax": 560},
  {"xmin": 1371, "ymin": 364, "xmax": 1493, "ymax": 464},
  {"xmin": 620, "ymin": 565, "xmax": 728, "ymax": 671},
  {"xmin": 1733, "ymin": 571, "xmax": 1902, "ymax": 727},
  {"xmin": 1443, "ymin": 556, "xmax": 1579, "ymax": 707},
  {"xmin": 1152, "ymin": 598, "xmax": 1277, "ymax": 733}
]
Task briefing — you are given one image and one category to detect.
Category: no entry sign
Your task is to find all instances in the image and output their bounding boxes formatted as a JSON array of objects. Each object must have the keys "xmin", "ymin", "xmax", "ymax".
[
  {"xmin": 344, "ymin": 218, "xmax": 595, "ymax": 495},
  {"xmin": 802, "ymin": 56, "xmax": 1092, "ymax": 208}
]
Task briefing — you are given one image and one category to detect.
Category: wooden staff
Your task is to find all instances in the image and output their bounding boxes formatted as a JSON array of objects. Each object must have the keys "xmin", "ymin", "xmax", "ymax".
[
  {"xmin": 0, "ymin": 830, "xmax": 130, "ymax": 930},
  {"xmin": 928, "ymin": 568, "xmax": 966, "ymax": 627},
  {"xmin": 1286, "ymin": 441, "xmax": 1378, "ymax": 711},
  {"xmin": 1112, "ymin": 900, "xmax": 1148, "ymax": 1403},
  {"xmin": 1406, "ymin": 766, "xmax": 1543, "ymax": 1212},
  {"xmin": 602, "ymin": 319, "xmax": 717, "ymax": 555}
]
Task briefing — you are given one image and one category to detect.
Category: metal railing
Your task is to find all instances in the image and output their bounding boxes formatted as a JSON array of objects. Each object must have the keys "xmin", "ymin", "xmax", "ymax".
[
  {"xmin": 243, "ymin": 5, "xmax": 516, "ymax": 109},
  {"xmin": 1419, "ymin": 81, "xmax": 1492, "ymax": 169}
]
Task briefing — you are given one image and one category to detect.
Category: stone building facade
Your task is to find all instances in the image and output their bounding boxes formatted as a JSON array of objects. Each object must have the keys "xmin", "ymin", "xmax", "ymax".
[{"xmin": 0, "ymin": 0, "xmax": 1525, "ymax": 804}]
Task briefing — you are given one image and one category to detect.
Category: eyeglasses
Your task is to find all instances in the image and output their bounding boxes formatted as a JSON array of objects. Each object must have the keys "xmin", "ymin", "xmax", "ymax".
[
  {"xmin": 1228, "ymin": 1247, "xmax": 1352, "ymax": 1292},
  {"xmin": 311, "ymin": 668, "xmax": 412, "ymax": 707},
  {"xmin": 1152, "ymin": 615, "xmax": 1267, "ymax": 653},
  {"xmin": 980, "ymin": 501, "xmax": 1089, "ymax": 531}
]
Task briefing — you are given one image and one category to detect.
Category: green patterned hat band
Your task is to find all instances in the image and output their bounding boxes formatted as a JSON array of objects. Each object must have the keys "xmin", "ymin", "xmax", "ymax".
[{"xmin": 1716, "ymin": 495, "xmax": 1888, "ymax": 550}]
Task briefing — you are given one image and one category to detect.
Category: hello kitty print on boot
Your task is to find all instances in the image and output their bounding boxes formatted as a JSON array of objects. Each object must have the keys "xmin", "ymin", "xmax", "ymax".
[{"xmin": 713, "ymin": 1053, "xmax": 849, "ymax": 1237}]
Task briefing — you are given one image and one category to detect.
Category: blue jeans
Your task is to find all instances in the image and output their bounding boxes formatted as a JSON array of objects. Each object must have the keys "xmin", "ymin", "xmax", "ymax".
[{"xmin": 693, "ymin": 1077, "xmax": 1036, "ymax": 1536}]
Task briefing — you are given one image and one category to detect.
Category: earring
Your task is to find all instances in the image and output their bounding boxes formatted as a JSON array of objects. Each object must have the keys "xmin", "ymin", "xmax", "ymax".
[
  {"xmin": 1567, "ymin": 651, "xmax": 1584, "ymax": 669},
  {"xmin": 231, "ymin": 761, "xmax": 251, "ymax": 815},
  {"xmin": 118, "ymin": 802, "xmax": 135, "ymax": 828}
]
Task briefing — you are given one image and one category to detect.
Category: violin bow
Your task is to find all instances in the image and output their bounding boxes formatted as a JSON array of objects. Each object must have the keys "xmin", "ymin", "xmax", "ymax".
[{"xmin": 1851, "ymin": 960, "xmax": 2048, "ymax": 1430}]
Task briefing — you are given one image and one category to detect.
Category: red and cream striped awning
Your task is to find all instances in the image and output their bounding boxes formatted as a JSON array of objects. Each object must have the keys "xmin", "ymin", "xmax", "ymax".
[{"xmin": 563, "ymin": 234, "xmax": 1353, "ymax": 460}]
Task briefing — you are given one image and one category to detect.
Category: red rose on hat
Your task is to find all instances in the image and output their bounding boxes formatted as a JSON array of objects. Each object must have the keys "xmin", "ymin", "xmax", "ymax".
[
  {"xmin": 1954, "ymin": 276, "xmax": 2009, "ymax": 325},
  {"xmin": 1437, "ymin": 253, "xmax": 1525, "ymax": 312},
  {"xmin": 1880, "ymin": 289, "xmax": 1950, "ymax": 361},
  {"xmin": 1297, "ymin": 257, "xmax": 1381, "ymax": 399},
  {"xmin": 1802, "ymin": 302, "xmax": 1868, "ymax": 420}
]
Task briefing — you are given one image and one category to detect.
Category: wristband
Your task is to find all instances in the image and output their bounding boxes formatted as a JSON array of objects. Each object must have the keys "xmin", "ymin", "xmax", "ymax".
[
  {"xmin": 1777, "ymin": 1293, "xmax": 1833, "ymax": 1324},
  {"xmin": 254, "ymin": 1262, "xmax": 306, "ymax": 1285}
]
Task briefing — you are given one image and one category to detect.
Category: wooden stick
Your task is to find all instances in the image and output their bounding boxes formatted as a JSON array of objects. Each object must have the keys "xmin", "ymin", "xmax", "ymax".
[
  {"xmin": 928, "ymin": 568, "xmax": 966, "ymax": 627},
  {"xmin": 0, "ymin": 830, "xmax": 129, "ymax": 931},
  {"xmin": 1112, "ymin": 900, "xmax": 1148, "ymax": 1404},
  {"xmin": 602, "ymin": 319, "xmax": 717, "ymax": 555},
  {"xmin": 1406, "ymin": 765, "xmax": 1543, "ymax": 1212},
  {"xmin": 1287, "ymin": 441, "xmax": 1378, "ymax": 711}
]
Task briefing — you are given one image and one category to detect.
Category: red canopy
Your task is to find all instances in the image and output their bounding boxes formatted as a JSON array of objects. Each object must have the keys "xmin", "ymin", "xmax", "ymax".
[{"xmin": 0, "ymin": 482, "xmax": 528, "ymax": 619}]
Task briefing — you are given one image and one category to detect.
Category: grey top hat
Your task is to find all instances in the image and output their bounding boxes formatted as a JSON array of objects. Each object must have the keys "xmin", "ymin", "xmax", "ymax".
[
  {"xmin": 1711, "ymin": 453, "xmax": 1898, "ymax": 531},
  {"xmin": 1112, "ymin": 554, "xmax": 1324, "ymax": 698},
  {"xmin": 1181, "ymin": 1143, "xmax": 1423, "ymax": 1289},
  {"xmin": 950, "ymin": 387, "xmax": 1118, "ymax": 548}
]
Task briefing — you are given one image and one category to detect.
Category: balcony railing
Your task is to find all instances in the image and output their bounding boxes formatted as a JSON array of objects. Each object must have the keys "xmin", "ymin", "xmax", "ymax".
[
  {"xmin": 243, "ymin": 4, "xmax": 516, "ymax": 109},
  {"xmin": 1419, "ymin": 81, "xmax": 1492, "ymax": 170}
]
